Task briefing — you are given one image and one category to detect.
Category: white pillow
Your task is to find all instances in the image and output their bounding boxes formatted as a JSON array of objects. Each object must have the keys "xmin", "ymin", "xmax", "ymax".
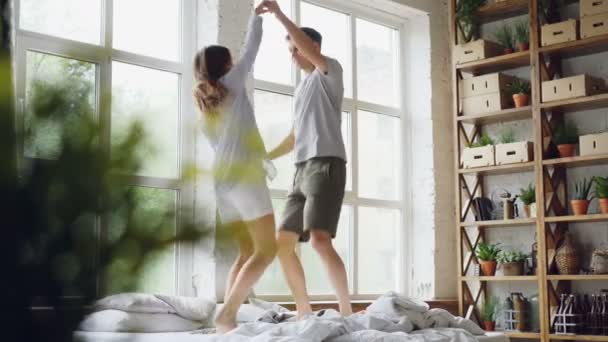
[
  {"xmin": 155, "ymin": 294, "xmax": 216, "ymax": 321},
  {"xmin": 94, "ymin": 293, "xmax": 175, "ymax": 314},
  {"xmin": 79, "ymin": 310, "xmax": 203, "ymax": 333}
]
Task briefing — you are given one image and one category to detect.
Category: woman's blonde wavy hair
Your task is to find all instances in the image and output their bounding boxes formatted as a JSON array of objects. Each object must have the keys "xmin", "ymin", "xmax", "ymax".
[{"xmin": 193, "ymin": 45, "xmax": 232, "ymax": 116}]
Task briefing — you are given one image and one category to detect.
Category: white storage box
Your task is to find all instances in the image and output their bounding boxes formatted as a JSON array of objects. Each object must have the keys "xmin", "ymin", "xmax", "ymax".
[
  {"xmin": 461, "ymin": 92, "xmax": 512, "ymax": 115},
  {"xmin": 541, "ymin": 74, "xmax": 606, "ymax": 102},
  {"xmin": 580, "ymin": 132, "xmax": 608, "ymax": 156},
  {"xmin": 581, "ymin": 12, "xmax": 608, "ymax": 39},
  {"xmin": 495, "ymin": 141, "xmax": 534, "ymax": 165},
  {"xmin": 581, "ymin": 0, "xmax": 608, "ymax": 17},
  {"xmin": 454, "ymin": 39, "xmax": 503, "ymax": 64},
  {"xmin": 541, "ymin": 20, "xmax": 579, "ymax": 46},
  {"xmin": 461, "ymin": 145, "xmax": 496, "ymax": 169},
  {"xmin": 460, "ymin": 73, "xmax": 517, "ymax": 99}
]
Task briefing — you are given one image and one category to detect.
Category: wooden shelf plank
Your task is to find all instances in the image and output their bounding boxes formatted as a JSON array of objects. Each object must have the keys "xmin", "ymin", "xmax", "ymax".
[
  {"xmin": 460, "ymin": 218, "xmax": 536, "ymax": 228},
  {"xmin": 541, "ymin": 93, "xmax": 608, "ymax": 112},
  {"xmin": 539, "ymin": 34, "xmax": 608, "ymax": 59},
  {"xmin": 504, "ymin": 331, "xmax": 541, "ymax": 339},
  {"xmin": 456, "ymin": 51, "xmax": 530, "ymax": 74},
  {"xmin": 548, "ymin": 334, "xmax": 608, "ymax": 341},
  {"xmin": 545, "ymin": 214, "xmax": 608, "ymax": 223},
  {"xmin": 459, "ymin": 162, "xmax": 535, "ymax": 176},
  {"xmin": 476, "ymin": 0, "xmax": 529, "ymax": 23},
  {"xmin": 457, "ymin": 106, "xmax": 532, "ymax": 125},
  {"xmin": 543, "ymin": 154, "xmax": 608, "ymax": 168},
  {"xmin": 547, "ymin": 274, "xmax": 608, "ymax": 281},
  {"xmin": 461, "ymin": 276, "xmax": 538, "ymax": 282}
]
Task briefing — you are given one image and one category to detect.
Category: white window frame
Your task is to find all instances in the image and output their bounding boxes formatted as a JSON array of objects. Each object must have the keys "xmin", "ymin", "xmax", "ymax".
[
  {"xmin": 11, "ymin": 0, "xmax": 198, "ymax": 297},
  {"xmin": 255, "ymin": 0, "xmax": 412, "ymax": 301}
]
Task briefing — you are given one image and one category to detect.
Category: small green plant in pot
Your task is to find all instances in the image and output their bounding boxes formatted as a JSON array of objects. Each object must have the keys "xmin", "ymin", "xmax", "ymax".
[
  {"xmin": 468, "ymin": 133, "xmax": 495, "ymax": 148},
  {"xmin": 572, "ymin": 177, "xmax": 594, "ymax": 215},
  {"xmin": 519, "ymin": 183, "xmax": 536, "ymax": 218},
  {"xmin": 509, "ymin": 79, "xmax": 531, "ymax": 108},
  {"xmin": 456, "ymin": 0, "xmax": 487, "ymax": 43},
  {"xmin": 476, "ymin": 242, "xmax": 502, "ymax": 276},
  {"xmin": 481, "ymin": 296, "xmax": 499, "ymax": 331},
  {"xmin": 553, "ymin": 122, "xmax": 579, "ymax": 158},
  {"xmin": 494, "ymin": 24, "xmax": 515, "ymax": 54},
  {"xmin": 499, "ymin": 127, "xmax": 516, "ymax": 144},
  {"xmin": 497, "ymin": 250, "xmax": 529, "ymax": 276},
  {"xmin": 514, "ymin": 19, "xmax": 530, "ymax": 51},
  {"xmin": 595, "ymin": 176, "xmax": 608, "ymax": 214}
]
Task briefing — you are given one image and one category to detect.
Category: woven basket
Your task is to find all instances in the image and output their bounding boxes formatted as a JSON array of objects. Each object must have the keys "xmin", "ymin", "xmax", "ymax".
[
  {"xmin": 591, "ymin": 249, "xmax": 608, "ymax": 274},
  {"xmin": 556, "ymin": 233, "xmax": 579, "ymax": 275}
]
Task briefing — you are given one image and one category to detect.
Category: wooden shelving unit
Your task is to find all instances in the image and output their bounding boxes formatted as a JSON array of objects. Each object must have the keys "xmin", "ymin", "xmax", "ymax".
[
  {"xmin": 459, "ymin": 218, "xmax": 537, "ymax": 227},
  {"xmin": 449, "ymin": 1, "xmax": 608, "ymax": 341}
]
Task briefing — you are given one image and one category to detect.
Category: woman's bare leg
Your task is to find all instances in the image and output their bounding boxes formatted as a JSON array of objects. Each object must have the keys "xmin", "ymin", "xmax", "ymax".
[
  {"xmin": 222, "ymin": 221, "xmax": 254, "ymax": 302},
  {"xmin": 214, "ymin": 214, "xmax": 277, "ymax": 334}
]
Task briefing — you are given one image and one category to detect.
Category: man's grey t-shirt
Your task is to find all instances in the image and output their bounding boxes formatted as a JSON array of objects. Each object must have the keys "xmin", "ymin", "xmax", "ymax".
[{"xmin": 293, "ymin": 57, "xmax": 346, "ymax": 163}]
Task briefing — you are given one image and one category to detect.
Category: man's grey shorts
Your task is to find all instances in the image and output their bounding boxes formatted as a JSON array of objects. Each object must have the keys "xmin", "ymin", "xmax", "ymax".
[{"xmin": 279, "ymin": 157, "xmax": 346, "ymax": 242}]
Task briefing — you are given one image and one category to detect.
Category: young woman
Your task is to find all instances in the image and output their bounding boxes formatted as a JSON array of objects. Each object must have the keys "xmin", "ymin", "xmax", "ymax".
[{"xmin": 193, "ymin": 4, "xmax": 276, "ymax": 334}]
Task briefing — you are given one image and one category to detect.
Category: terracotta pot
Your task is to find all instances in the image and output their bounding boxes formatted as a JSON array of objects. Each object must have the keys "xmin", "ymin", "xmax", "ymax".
[
  {"xmin": 503, "ymin": 47, "xmax": 514, "ymax": 54},
  {"xmin": 480, "ymin": 260, "xmax": 498, "ymax": 276},
  {"xmin": 513, "ymin": 93, "xmax": 530, "ymax": 107},
  {"xmin": 571, "ymin": 200, "xmax": 590, "ymax": 215},
  {"xmin": 517, "ymin": 42, "xmax": 529, "ymax": 51},
  {"xmin": 557, "ymin": 144, "xmax": 577, "ymax": 158},
  {"xmin": 502, "ymin": 261, "xmax": 525, "ymax": 276},
  {"xmin": 484, "ymin": 321, "xmax": 496, "ymax": 332},
  {"xmin": 600, "ymin": 198, "xmax": 608, "ymax": 214}
]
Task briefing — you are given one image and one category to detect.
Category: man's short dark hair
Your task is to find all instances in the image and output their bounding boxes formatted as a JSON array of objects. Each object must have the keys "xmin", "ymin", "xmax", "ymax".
[{"xmin": 286, "ymin": 27, "xmax": 322, "ymax": 46}]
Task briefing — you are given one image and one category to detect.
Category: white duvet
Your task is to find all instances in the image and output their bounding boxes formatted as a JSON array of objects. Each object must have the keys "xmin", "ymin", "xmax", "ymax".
[{"xmin": 78, "ymin": 292, "xmax": 485, "ymax": 341}]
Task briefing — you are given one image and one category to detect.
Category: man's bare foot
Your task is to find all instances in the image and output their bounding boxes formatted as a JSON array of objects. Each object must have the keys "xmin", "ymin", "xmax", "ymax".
[{"xmin": 214, "ymin": 308, "xmax": 237, "ymax": 334}]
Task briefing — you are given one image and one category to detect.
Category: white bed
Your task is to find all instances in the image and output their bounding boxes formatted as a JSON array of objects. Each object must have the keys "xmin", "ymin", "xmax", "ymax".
[{"xmin": 74, "ymin": 330, "xmax": 509, "ymax": 342}]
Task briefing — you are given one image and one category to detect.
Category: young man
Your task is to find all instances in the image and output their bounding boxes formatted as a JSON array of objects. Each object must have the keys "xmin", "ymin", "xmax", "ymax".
[{"xmin": 263, "ymin": 0, "xmax": 352, "ymax": 318}]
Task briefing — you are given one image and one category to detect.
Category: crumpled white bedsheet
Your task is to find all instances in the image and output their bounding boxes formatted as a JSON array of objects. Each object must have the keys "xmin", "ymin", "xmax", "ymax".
[{"xmin": 195, "ymin": 293, "xmax": 484, "ymax": 342}]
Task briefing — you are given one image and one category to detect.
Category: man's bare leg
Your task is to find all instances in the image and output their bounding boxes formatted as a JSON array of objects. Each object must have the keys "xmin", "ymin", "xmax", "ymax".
[
  {"xmin": 276, "ymin": 230, "xmax": 312, "ymax": 319},
  {"xmin": 310, "ymin": 230, "xmax": 352, "ymax": 316}
]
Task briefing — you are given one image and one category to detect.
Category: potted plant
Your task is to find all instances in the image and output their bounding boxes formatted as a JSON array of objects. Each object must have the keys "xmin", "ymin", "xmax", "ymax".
[
  {"xmin": 481, "ymin": 296, "xmax": 499, "ymax": 331},
  {"xmin": 456, "ymin": 0, "xmax": 487, "ymax": 43},
  {"xmin": 476, "ymin": 242, "xmax": 502, "ymax": 276},
  {"xmin": 571, "ymin": 177, "xmax": 594, "ymax": 215},
  {"xmin": 519, "ymin": 183, "xmax": 536, "ymax": 218},
  {"xmin": 553, "ymin": 122, "xmax": 579, "ymax": 158},
  {"xmin": 497, "ymin": 250, "xmax": 528, "ymax": 276},
  {"xmin": 595, "ymin": 176, "xmax": 608, "ymax": 214},
  {"xmin": 469, "ymin": 133, "xmax": 494, "ymax": 148},
  {"xmin": 494, "ymin": 24, "xmax": 515, "ymax": 54},
  {"xmin": 514, "ymin": 19, "xmax": 530, "ymax": 51},
  {"xmin": 509, "ymin": 79, "xmax": 531, "ymax": 108},
  {"xmin": 499, "ymin": 127, "xmax": 515, "ymax": 144}
]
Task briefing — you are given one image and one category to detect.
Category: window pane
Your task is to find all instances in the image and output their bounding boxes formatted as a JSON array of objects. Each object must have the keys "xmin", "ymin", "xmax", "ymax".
[
  {"xmin": 20, "ymin": 0, "xmax": 102, "ymax": 45},
  {"xmin": 111, "ymin": 62, "xmax": 179, "ymax": 179},
  {"xmin": 106, "ymin": 187, "xmax": 177, "ymax": 295},
  {"xmin": 254, "ymin": 90, "xmax": 295, "ymax": 190},
  {"xmin": 301, "ymin": 3, "xmax": 352, "ymax": 98},
  {"xmin": 358, "ymin": 207, "xmax": 400, "ymax": 294},
  {"xmin": 255, "ymin": 199, "xmax": 290, "ymax": 295},
  {"xmin": 301, "ymin": 205, "xmax": 352, "ymax": 295},
  {"xmin": 113, "ymin": 0, "xmax": 181, "ymax": 61},
  {"xmin": 356, "ymin": 19, "xmax": 399, "ymax": 107},
  {"xmin": 24, "ymin": 52, "xmax": 96, "ymax": 159},
  {"xmin": 254, "ymin": 0, "xmax": 293, "ymax": 85},
  {"xmin": 342, "ymin": 112, "xmax": 352, "ymax": 191},
  {"xmin": 358, "ymin": 111, "xmax": 400, "ymax": 200}
]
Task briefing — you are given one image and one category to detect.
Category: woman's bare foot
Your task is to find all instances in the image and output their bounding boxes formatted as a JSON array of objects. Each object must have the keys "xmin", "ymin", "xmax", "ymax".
[
  {"xmin": 214, "ymin": 308, "xmax": 237, "ymax": 334},
  {"xmin": 296, "ymin": 311, "xmax": 313, "ymax": 321}
]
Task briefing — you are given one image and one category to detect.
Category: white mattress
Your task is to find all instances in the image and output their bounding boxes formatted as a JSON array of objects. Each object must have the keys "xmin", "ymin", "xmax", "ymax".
[
  {"xmin": 73, "ymin": 331, "xmax": 217, "ymax": 342},
  {"xmin": 74, "ymin": 330, "xmax": 509, "ymax": 342}
]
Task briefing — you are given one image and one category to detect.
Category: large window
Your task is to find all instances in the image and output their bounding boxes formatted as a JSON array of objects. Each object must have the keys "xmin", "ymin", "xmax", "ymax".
[
  {"xmin": 254, "ymin": 0, "xmax": 405, "ymax": 299},
  {"xmin": 14, "ymin": 0, "xmax": 196, "ymax": 296}
]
